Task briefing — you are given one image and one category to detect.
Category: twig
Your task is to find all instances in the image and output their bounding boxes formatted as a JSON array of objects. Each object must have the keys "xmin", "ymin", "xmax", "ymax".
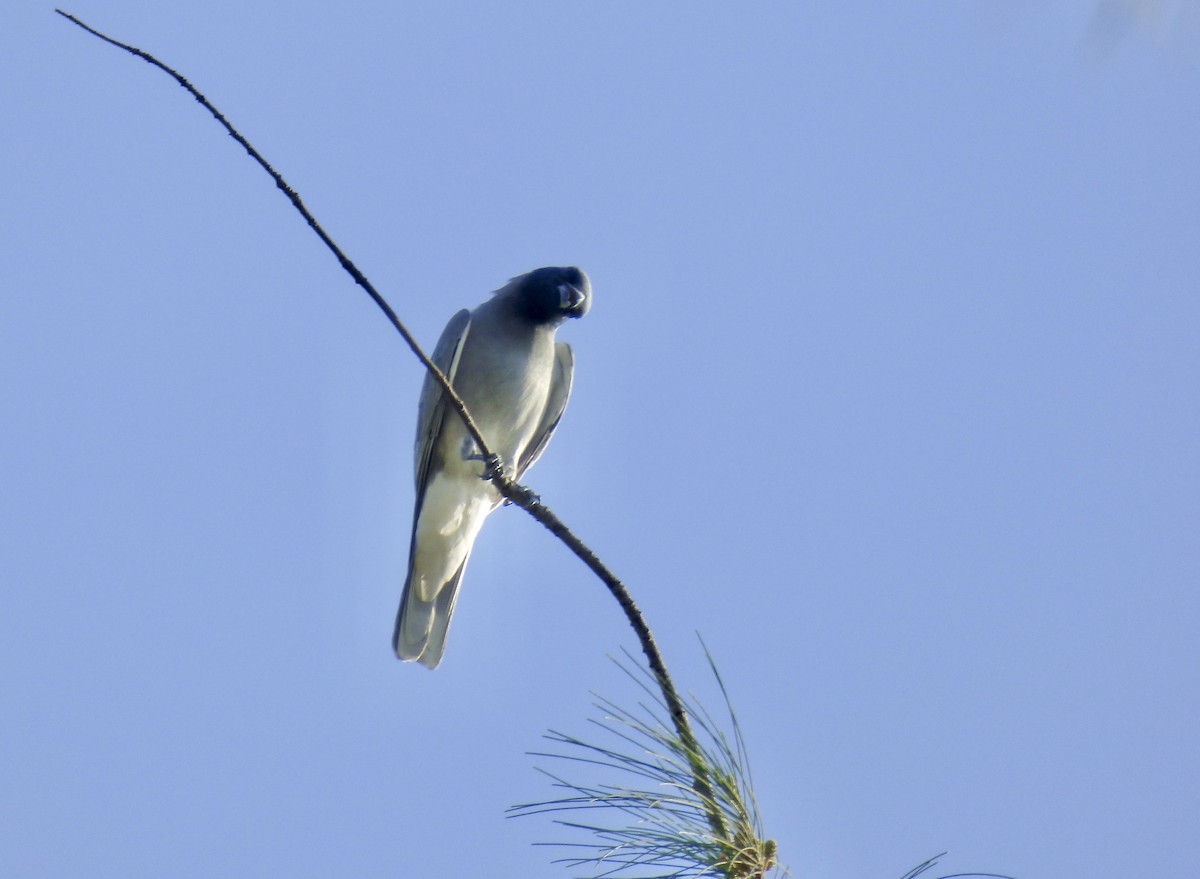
[
  {"xmin": 56, "ymin": 9, "xmax": 728, "ymax": 844},
  {"xmin": 51, "ymin": 9, "xmax": 491, "ymax": 466}
]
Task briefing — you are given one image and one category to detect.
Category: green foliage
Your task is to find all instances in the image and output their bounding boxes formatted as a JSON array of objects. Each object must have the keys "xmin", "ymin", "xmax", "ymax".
[{"xmin": 511, "ymin": 646, "xmax": 781, "ymax": 879}]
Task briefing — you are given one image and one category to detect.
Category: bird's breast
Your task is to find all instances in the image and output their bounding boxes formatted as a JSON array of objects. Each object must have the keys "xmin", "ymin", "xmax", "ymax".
[{"xmin": 455, "ymin": 328, "xmax": 555, "ymax": 464}]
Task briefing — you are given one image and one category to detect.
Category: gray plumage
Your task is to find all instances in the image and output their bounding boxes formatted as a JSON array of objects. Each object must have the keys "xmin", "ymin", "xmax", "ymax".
[{"xmin": 393, "ymin": 266, "xmax": 591, "ymax": 668}]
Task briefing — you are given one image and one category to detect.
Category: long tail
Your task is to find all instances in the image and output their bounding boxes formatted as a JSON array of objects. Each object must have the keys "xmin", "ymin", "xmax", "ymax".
[{"xmin": 393, "ymin": 555, "xmax": 469, "ymax": 669}]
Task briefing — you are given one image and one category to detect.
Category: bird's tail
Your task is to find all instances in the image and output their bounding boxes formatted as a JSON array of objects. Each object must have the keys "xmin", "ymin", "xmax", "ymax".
[{"xmin": 393, "ymin": 556, "xmax": 469, "ymax": 669}]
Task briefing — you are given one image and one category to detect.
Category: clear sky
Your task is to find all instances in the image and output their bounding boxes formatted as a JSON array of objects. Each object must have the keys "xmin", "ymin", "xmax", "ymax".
[{"xmin": 3, "ymin": 2, "xmax": 1198, "ymax": 877}]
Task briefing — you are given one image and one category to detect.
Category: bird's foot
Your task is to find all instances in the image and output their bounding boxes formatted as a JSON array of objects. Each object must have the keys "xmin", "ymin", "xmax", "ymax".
[
  {"xmin": 504, "ymin": 483, "xmax": 541, "ymax": 508},
  {"xmin": 481, "ymin": 454, "xmax": 509, "ymax": 483}
]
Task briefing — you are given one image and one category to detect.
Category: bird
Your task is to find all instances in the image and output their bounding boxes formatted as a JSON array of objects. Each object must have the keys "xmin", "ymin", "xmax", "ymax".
[{"xmin": 393, "ymin": 266, "xmax": 591, "ymax": 668}]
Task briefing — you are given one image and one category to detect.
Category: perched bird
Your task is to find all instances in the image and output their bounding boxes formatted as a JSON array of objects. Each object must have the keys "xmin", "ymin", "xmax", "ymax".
[{"xmin": 393, "ymin": 266, "xmax": 591, "ymax": 668}]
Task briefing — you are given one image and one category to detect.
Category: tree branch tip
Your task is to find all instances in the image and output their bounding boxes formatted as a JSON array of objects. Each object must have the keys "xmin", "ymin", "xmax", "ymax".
[{"xmin": 52, "ymin": 15, "xmax": 731, "ymax": 860}]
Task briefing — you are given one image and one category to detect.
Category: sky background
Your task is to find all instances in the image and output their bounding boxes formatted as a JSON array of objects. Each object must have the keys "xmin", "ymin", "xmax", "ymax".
[{"xmin": 3, "ymin": 2, "xmax": 1198, "ymax": 877}]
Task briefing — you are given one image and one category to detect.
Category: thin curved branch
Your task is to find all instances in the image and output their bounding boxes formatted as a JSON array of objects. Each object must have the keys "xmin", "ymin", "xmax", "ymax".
[
  {"xmin": 55, "ymin": 8, "xmax": 728, "ymax": 843},
  {"xmin": 51, "ymin": 9, "xmax": 492, "ymax": 468}
]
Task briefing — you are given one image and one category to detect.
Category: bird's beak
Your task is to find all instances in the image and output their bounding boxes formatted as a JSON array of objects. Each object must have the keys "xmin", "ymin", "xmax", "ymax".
[{"xmin": 558, "ymin": 281, "xmax": 590, "ymax": 317}]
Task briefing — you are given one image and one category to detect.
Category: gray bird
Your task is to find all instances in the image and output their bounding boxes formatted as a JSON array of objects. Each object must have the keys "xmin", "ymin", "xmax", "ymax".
[{"xmin": 393, "ymin": 266, "xmax": 591, "ymax": 668}]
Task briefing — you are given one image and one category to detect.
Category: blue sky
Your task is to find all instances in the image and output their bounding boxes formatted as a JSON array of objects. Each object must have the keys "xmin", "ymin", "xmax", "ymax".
[{"xmin": 3, "ymin": 2, "xmax": 1198, "ymax": 877}]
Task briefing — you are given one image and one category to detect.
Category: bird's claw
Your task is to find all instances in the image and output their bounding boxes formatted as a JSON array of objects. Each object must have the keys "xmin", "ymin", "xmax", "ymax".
[
  {"xmin": 502, "ymin": 486, "xmax": 539, "ymax": 508},
  {"xmin": 481, "ymin": 454, "xmax": 508, "ymax": 483}
]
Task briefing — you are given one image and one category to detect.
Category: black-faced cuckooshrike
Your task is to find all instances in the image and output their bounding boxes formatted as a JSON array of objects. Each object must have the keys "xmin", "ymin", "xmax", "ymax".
[{"xmin": 393, "ymin": 266, "xmax": 590, "ymax": 668}]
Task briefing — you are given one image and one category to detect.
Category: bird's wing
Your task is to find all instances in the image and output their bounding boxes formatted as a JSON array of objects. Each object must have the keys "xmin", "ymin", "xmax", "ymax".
[
  {"xmin": 413, "ymin": 309, "xmax": 472, "ymax": 501},
  {"xmin": 396, "ymin": 308, "xmax": 471, "ymax": 667},
  {"xmin": 517, "ymin": 341, "xmax": 574, "ymax": 477}
]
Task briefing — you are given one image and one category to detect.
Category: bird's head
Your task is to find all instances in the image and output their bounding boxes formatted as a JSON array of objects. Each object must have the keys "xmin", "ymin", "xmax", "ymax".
[{"xmin": 502, "ymin": 266, "xmax": 591, "ymax": 325}]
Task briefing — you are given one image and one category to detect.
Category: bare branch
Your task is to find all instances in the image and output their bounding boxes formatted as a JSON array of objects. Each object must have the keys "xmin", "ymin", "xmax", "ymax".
[
  {"xmin": 56, "ymin": 8, "xmax": 727, "ymax": 843},
  {"xmin": 52, "ymin": 9, "xmax": 492, "ymax": 467}
]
